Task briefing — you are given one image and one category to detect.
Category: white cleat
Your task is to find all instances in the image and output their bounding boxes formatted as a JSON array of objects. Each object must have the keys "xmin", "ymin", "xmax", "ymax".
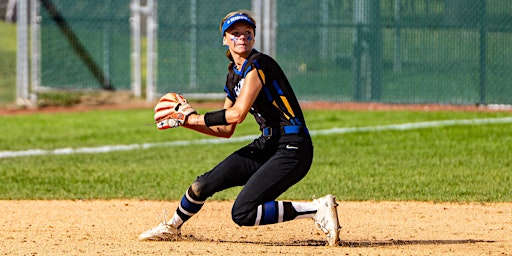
[
  {"xmin": 313, "ymin": 194, "xmax": 341, "ymax": 246},
  {"xmin": 138, "ymin": 210, "xmax": 181, "ymax": 241},
  {"xmin": 138, "ymin": 222, "xmax": 181, "ymax": 241}
]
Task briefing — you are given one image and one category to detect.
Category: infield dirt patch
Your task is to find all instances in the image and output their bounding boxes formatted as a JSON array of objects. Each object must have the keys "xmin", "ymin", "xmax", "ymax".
[{"xmin": 1, "ymin": 200, "xmax": 510, "ymax": 255}]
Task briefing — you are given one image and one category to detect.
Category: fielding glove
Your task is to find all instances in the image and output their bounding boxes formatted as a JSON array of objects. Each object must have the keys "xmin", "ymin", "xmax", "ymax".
[{"xmin": 154, "ymin": 93, "xmax": 196, "ymax": 130}]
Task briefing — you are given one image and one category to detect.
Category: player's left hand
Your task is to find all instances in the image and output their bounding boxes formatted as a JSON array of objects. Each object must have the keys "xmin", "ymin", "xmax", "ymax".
[{"xmin": 154, "ymin": 93, "xmax": 196, "ymax": 130}]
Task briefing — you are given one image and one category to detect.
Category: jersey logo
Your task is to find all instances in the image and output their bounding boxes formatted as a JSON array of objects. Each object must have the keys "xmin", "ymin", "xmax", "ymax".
[
  {"xmin": 234, "ymin": 78, "xmax": 245, "ymax": 97},
  {"xmin": 286, "ymin": 144, "xmax": 299, "ymax": 150}
]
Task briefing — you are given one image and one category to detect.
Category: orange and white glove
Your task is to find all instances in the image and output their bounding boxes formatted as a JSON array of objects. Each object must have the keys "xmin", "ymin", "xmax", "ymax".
[{"xmin": 154, "ymin": 93, "xmax": 196, "ymax": 130}]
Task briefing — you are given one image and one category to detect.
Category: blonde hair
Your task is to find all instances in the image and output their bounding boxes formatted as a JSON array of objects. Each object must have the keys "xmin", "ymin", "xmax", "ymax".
[{"xmin": 220, "ymin": 10, "xmax": 257, "ymax": 62}]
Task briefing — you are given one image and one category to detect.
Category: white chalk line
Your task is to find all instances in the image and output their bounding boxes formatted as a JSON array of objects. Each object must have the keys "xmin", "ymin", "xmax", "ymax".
[{"xmin": 1, "ymin": 117, "xmax": 511, "ymax": 159}]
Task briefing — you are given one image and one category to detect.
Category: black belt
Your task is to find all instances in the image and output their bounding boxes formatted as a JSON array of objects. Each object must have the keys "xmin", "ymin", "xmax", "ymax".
[{"xmin": 262, "ymin": 125, "xmax": 307, "ymax": 138}]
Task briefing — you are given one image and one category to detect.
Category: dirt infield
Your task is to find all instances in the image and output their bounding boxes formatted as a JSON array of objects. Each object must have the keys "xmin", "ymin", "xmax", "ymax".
[{"xmin": 1, "ymin": 200, "xmax": 510, "ymax": 255}]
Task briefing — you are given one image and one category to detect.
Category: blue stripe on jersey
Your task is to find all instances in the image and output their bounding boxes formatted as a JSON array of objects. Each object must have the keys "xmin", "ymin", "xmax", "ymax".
[
  {"xmin": 243, "ymin": 65, "xmax": 252, "ymax": 76},
  {"xmin": 234, "ymin": 59, "xmax": 250, "ymax": 76},
  {"xmin": 262, "ymin": 201, "xmax": 277, "ymax": 225},
  {"xmin": 224, "ymin": 85, "xmax": 236, "ymax": 102},
  {"xmin": 253, "ymin": 59, "xmax": 261, "ymax": 69},
  {"xmin": 272, "ymin": 80, "xmax": 284, "ymax": 95},
  {"xmin": 263, "ymin": 86, "xmax": 273, "ymax": 102}
]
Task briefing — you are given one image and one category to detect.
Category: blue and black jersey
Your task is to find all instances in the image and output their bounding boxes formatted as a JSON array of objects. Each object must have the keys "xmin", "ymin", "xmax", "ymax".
[{"xmin": 224, "ymin": 49, "xmax": 307, "ymax": 132}]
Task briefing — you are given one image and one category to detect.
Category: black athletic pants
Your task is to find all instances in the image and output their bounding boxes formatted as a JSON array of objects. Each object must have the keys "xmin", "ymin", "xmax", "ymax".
[{"xmin": 193, "ymin": 133, "xmax": 313, "ymax": 226}]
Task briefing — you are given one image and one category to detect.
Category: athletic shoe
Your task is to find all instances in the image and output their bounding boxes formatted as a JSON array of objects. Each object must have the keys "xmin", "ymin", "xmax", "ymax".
[
  {"xmin": 313, "ymin": 194, "xmax": 341, "ymax": 246},
  {"xmin": 138, "ymin": 222, "xmax": 181, "ymax": 241},
  {"xmin": 138, "ymin": 210, "xmax": 181, "ymax": 241}
]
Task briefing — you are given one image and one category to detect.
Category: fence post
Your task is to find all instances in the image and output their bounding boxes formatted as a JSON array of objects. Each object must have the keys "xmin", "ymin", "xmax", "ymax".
[
  {"xmin": 252, "ymin": 0, "xmax": 276, "ymax": 57},
  {"xmin": 352, "ymin": 0, "xmax": 382, "ymax": 101},
  {"xmin": 353, "ymin": 23, "xmax": 362, "ymax": 101},
  {"xmin": 189, "ymin": 0, "xmax": 197, "ymax": 89},
  {"xmin": 146, "ymin": 0, "xmax": 157, "ymax": 102},
  {"xmin": 30, "ymin": 0, "xmax": 40, "ymax": 103},
  {"xmin": 131, "ymin": 0, "xmax": 158, "ymax": 101},
  {"xmin": 369, "ymin": 0, "xmax": 382, "ymax": 101},
  {"xmin": 394, "ymin": 0, "xmax": 401, "ymax": 73},
  {"xmin": 16, "ymin": 0, "xmax": 31, "ymax": 106},
  {"xmin": 478, "ymin": 0, "xmax": 487, "ymax": 105},
  {"xmin": 130, "ymin": 0, "xmax": 142, "ymax": 97}
]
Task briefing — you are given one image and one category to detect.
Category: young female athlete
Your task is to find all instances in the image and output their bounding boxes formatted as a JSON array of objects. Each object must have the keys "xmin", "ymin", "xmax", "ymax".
[{"xmin": 139, "ymin": 10, "xmax": 341, "ymax": 246}]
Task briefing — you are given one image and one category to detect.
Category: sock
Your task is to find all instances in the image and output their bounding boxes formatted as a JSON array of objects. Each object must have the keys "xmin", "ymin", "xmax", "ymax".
[
  {"xmin": 173, "ymin": 187, "xmax": 205, "ymax": 228},
  {"xmin": 167, "ymin": 211, "xmax": 184, "ymax": 228},
  {"xmin": 291, "ymin": 201, "xmax": 317, "ymax": 219},
  {"xmin": 254, "ymin": 201, "xmax": 317, "ymax": 226}
]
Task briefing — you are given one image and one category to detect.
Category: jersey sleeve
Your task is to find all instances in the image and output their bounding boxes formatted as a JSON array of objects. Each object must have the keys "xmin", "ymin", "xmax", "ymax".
[
  {"xmin": 224, "ymin": 84, "xmax": 236, "ymax": 102},
  {"xmin": 249, "ymin": 53, "xmax": 305, "ymax": 127}
]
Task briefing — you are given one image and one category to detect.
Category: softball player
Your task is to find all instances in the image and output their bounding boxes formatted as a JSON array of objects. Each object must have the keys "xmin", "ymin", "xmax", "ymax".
[{"xmin": 139, "ymin": 10, "xmax": 341, "ymax": 246}]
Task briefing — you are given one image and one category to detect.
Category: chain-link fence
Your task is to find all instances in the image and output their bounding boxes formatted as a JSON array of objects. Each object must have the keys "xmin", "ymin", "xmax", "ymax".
[
  {"xmin": 36, "ymin": 0, "xmax": 512, "ymax": 105},
  {"xmin": 39, "ymin": 0, "xmax": 131, "ymax": 90},
  {"xmin": 156, "ymin": 1, "xmax": 251, "ymax": 96}
]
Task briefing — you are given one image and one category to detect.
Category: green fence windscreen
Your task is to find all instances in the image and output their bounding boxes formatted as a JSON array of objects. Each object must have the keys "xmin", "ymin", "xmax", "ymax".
[
  {"xmin": 40, "ymin": 0, "xmax": 131, "ymax": 90},
  {"xmin": 155, "ymin": 0, "xmax": 512, "ymax": 104},
  {"xmin": 39, "ymin": 0, "xmax": 512, "ymax": 105},
  {"xmin": 156, "ymin": 1, "xmax": 251, "ymax": 94}
]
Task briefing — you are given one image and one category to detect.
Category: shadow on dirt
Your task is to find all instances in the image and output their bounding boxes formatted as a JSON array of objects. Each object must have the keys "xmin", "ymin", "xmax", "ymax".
[
  {"xmin": 341, "ymin": 239, "xmax": 495, "ymax": 248},
  {"xmin": 185, "ymin": 236, "xmax": 495, "ymax": 247}
]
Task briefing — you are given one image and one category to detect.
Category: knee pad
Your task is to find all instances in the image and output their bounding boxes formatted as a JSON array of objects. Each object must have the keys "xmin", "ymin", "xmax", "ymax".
[{"xmin": 189, "ymin": 181, "xmax": 205, "ymax": 200}]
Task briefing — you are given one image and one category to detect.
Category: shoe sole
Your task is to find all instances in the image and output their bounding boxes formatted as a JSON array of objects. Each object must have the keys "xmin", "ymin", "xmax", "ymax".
[
  {"xmin": 325, "ymin": 194, "xmax": 341, "ymax": 246},
  {"xmin": 139, "ymin": 234, "xmax": 180, "ymax": 242},
  {"xmin": 138, "ymin": 229, "xmax": 181, "ymax": 242}
]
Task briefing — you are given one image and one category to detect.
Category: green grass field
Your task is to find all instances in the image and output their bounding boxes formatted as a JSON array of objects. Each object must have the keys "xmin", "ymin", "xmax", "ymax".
[{"xmin": 1, "ymin": 108, "xmax": 510, "ymax": 202}]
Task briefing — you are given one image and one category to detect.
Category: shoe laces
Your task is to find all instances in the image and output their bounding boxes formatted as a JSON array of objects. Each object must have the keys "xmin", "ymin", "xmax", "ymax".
[
  {"xmin": 160, "ymin": 209, "xmax": 169, "ymax": 226},
  {"xmin": 146, "ymin": 209, "xmax": 172, "ymax": 234}
]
